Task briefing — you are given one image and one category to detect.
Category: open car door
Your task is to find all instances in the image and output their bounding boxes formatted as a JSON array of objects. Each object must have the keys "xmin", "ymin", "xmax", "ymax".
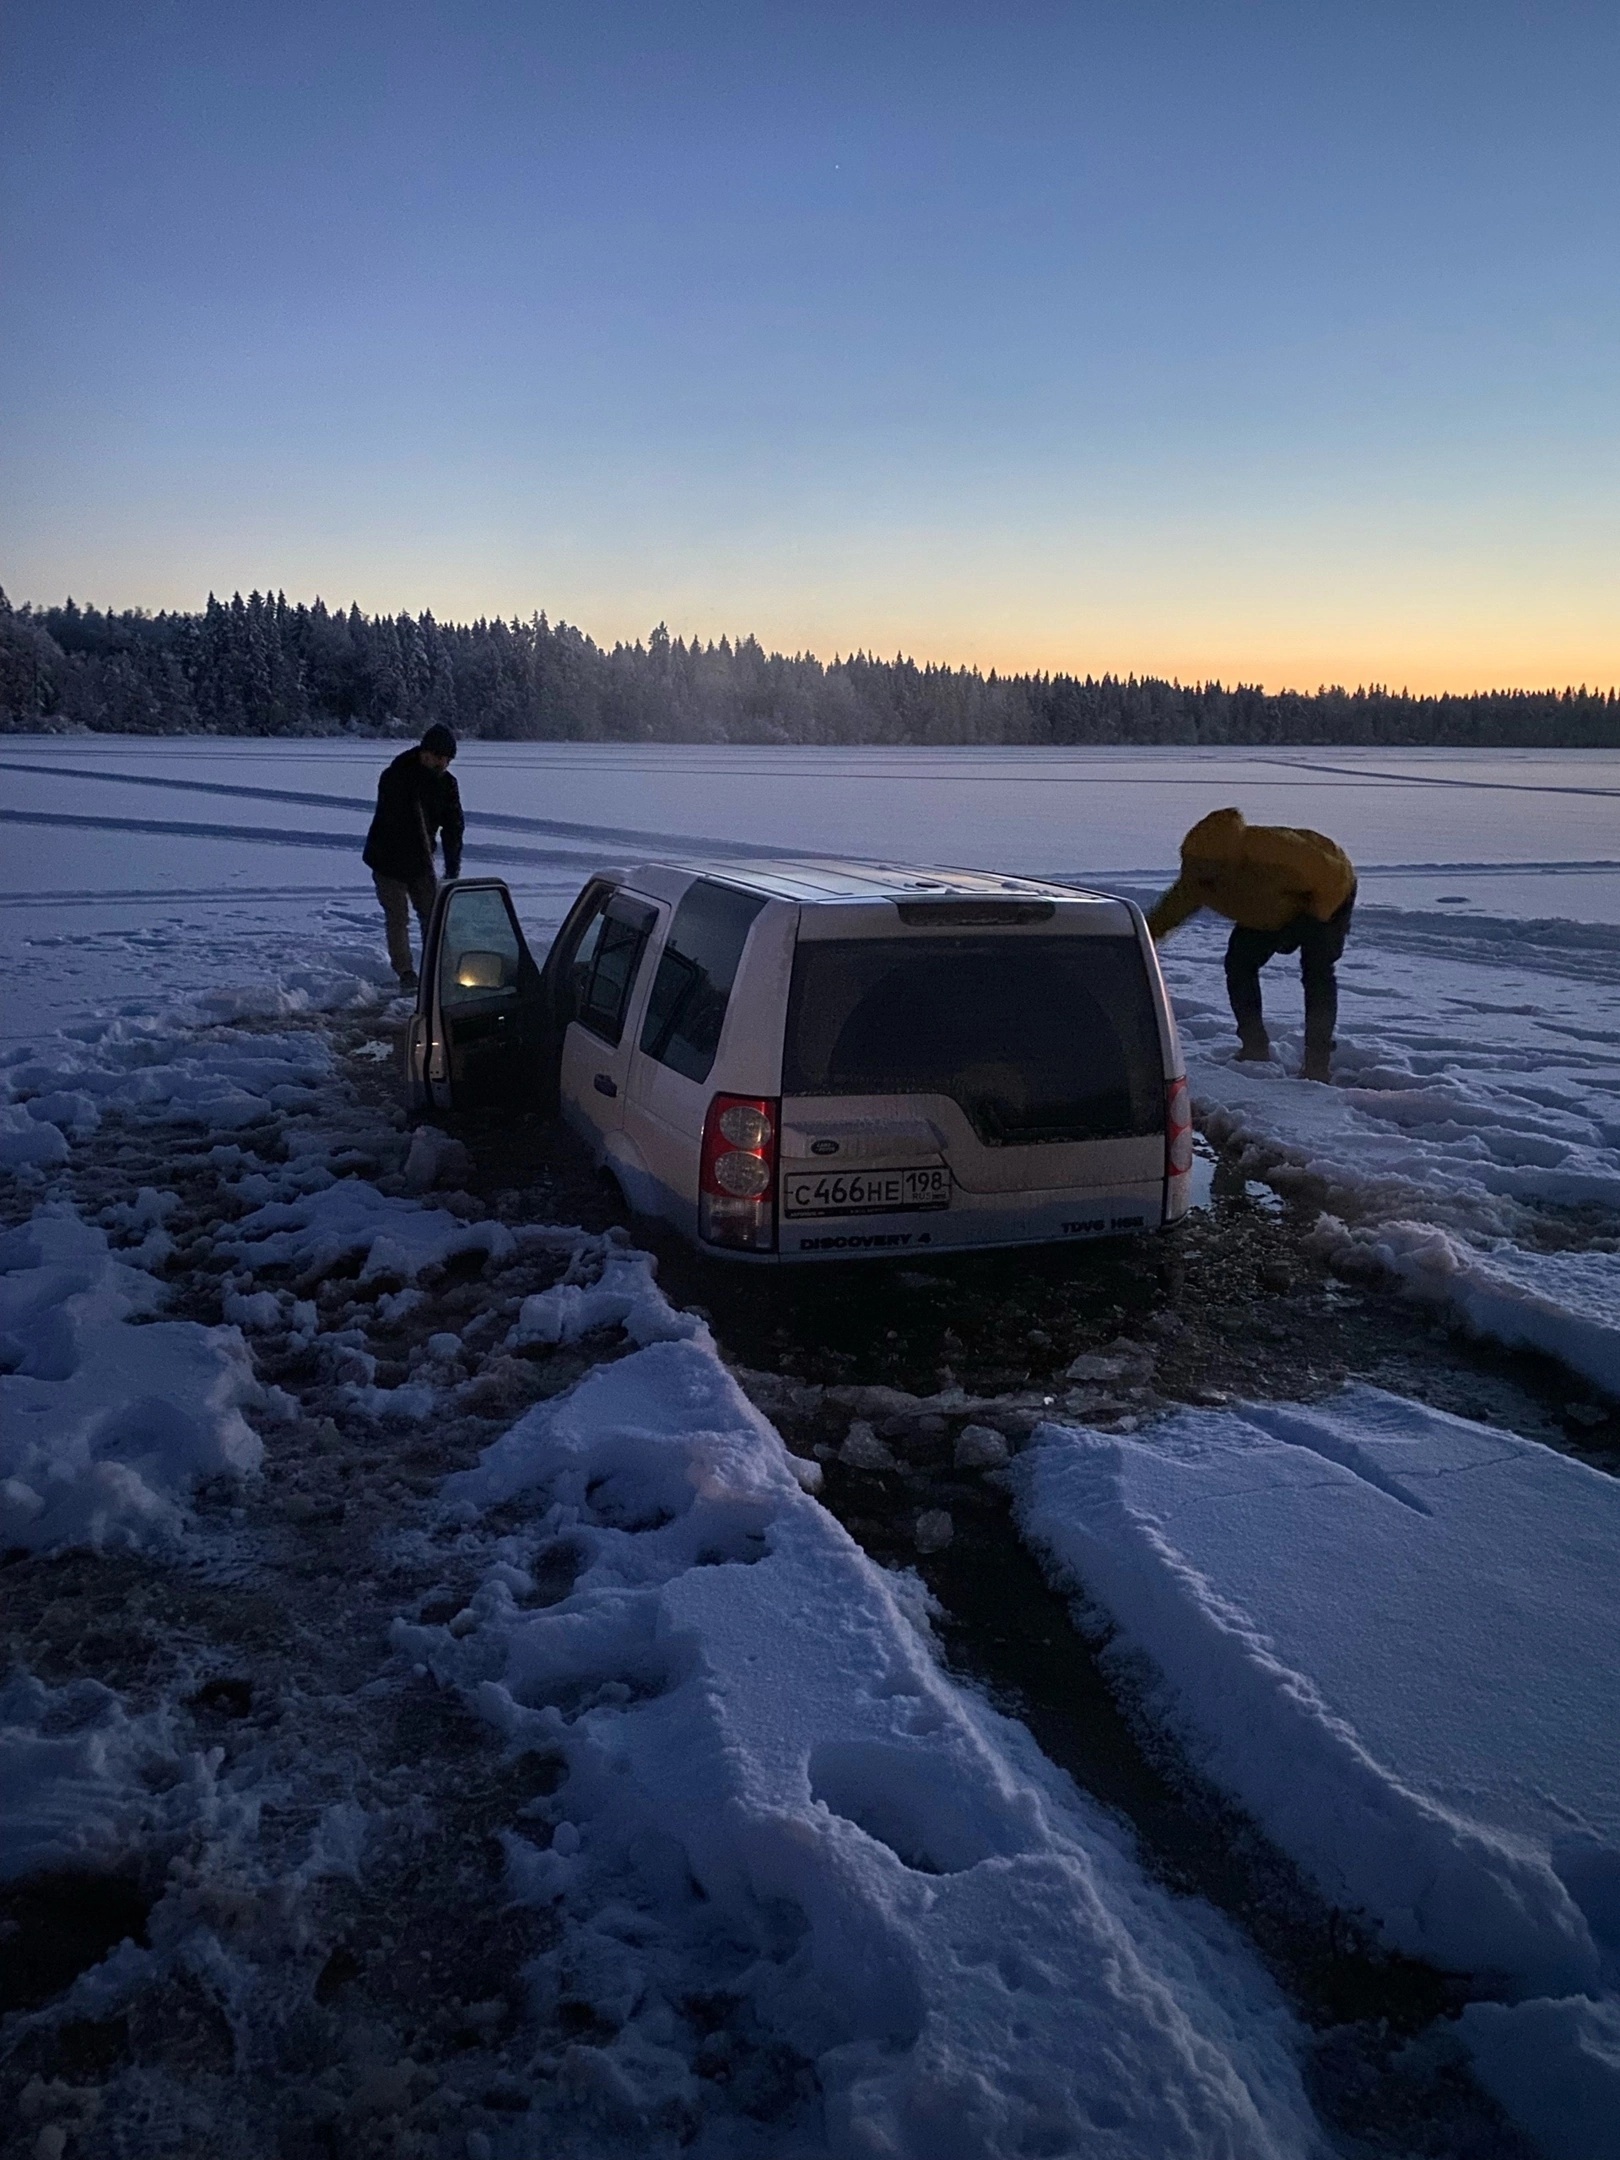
[{"xmin": 407, "ymin": 879, "xmax": 548, "ymax": 1113}]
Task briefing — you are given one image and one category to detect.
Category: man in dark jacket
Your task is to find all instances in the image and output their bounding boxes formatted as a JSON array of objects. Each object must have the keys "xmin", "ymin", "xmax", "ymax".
[{"xmin": 362, "ymin": 724, "xmax": 464, "ymax": 992}]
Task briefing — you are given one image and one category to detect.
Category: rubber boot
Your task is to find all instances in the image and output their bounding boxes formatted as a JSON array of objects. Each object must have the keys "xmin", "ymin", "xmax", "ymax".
[
  {"xmin": 1298, "ymin": 1038, "xmax": 1332, "ymax": 1083},
  {"xmin": 1234, "ymin": 1028, "xmax": 1273, "ymax": 1064}
]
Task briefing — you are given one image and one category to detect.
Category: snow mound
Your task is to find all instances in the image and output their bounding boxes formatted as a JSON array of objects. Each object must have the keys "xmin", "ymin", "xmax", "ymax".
[
  {"xmin": 1316, "ymin": 1218, "xmax": 1620, "ymax": 1398},
  {"xmin": 221, "ymin": 1177, "xmax": 515, "ymax": 1284},
  {"xmin": 0, "ymin": 1100, "xmax": 73, "ymax": 1169},
  {"xmin": 0, "ymin": 1206, "xmax": 264, "ymax": 1553},
  {"xmin": 0, "ymin": 1670, "xmax": 194, "ymax": 1883},
  {"xmin": 1012, "ymin": 1386, "xmax": 1620, "ymax": 1998},
  {"xmin": 2, "ymin": 1013, "xmax": 334, "ymax": 1143},
  {"xmin": 400, "ymin": 1337, "xmax": 1321, "ymax": 2158},
  {"xmin": 1460, "ymin": 1994, "xmax": 1620, "ymax": 2160},
  {"xmin": 505, "ymin": 1239, "xmax": 705, "ymax": 1350}
]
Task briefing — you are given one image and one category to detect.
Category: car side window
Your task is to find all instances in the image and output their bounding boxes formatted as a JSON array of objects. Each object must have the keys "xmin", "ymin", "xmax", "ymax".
[
  {"xmin": 576, "ymin": 895, "xmax": 658, "ymax": 1046},
  {"xmin": 546, "ymin": 885, "xmax": 612, "ymax": 1022},
  {"xmin": 563, "ymin": 902, "xmax": 609, "ymax": 1018},
  {"xmin": 639, "ymin": 881, "xmax": 766, "ymax": 1084}
]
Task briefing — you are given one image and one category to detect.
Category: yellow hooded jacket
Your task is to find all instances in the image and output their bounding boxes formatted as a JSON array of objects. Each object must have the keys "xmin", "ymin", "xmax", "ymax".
[{"xmin": 1146, "ymin": 809, "xmax": 1356, "ymax": 941}]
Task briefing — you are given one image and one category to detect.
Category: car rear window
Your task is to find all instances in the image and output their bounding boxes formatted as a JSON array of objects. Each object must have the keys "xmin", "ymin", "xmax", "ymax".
[
  {"xmin": 783, "ymin": 934, "xmax": 1164, "ymax": 1145},
  {"xmin": 640, "ymin": 880, "xmax": 767, "ymax": 1084}
]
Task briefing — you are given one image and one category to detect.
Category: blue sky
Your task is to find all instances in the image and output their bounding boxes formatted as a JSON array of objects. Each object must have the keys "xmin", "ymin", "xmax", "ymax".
[{"xmin": 3, "ymin": 0, "xmax": 1616, "ymax": 688}]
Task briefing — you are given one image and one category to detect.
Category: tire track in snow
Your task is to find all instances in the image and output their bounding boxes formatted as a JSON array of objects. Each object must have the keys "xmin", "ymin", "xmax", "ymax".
[
  {"xmin": 0, "ymin": 805, "xmax": 608, "ymax": 872},
  {"xmin": 1263, "ymin": 755, "xmax": 1620, "ymax": 800},
  {"xmin": 0, "ymin": 757, "xmax": 753, "ymax": 859}
]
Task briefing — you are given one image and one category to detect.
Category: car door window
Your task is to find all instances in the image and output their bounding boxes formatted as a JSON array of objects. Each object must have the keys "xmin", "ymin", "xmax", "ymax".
[
  {"xmin": 438, "ymin": 886, "xmax": 523, "ymax": 1010},
  {"xmin": 563, "ymin": 903, "xmax": 609, "ymax": 1015},
  {"xmin": 640, "ymin": 881, "xmax": 766, "ymax": 1084},
  {"xmin": 414, "ymin": 880, "xmax": 544, "ymax": 1114},
  {"xmin": 576, "ymin": 896, "xmax": 657, "ymax": 1046}
]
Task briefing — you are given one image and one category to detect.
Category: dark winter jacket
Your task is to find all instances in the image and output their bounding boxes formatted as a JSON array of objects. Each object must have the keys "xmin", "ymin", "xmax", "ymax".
[{"xmin": 362, "ymin": 750, "xmax": 464, "ymax": 882}]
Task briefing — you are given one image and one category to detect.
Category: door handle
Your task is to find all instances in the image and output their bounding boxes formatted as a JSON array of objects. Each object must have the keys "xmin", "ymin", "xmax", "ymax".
[{"xmin": 593, "ymin": 1073, "xmax": 618, "ymax": 1098}]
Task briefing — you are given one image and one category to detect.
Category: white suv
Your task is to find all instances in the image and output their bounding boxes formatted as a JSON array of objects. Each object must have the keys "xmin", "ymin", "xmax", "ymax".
[{"xmin": 408, "ymin": 859, "xmax": 1193, "ymax": 1262}]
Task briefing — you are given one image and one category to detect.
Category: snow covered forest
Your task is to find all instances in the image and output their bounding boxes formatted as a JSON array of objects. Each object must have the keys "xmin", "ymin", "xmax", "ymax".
[{"xmin": 3, "ymin": 587, "xmax": 1617, "ymax": 747}]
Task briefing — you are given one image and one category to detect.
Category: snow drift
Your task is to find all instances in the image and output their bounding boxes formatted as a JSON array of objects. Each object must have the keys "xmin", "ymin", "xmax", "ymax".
[
  {"xmin": 0, "ymin": 1206, "xmax": 264, "ymax": 1553},
  {"xmin": 397, "ymin": 1331, "xmax": 1322, "ymax": 2159}
]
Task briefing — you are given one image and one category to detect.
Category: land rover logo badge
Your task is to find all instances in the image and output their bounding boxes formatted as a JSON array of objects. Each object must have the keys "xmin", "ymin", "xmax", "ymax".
[{"xmin": 810, "ymin": 1139, "xmax": 839, "ymax": 1155}]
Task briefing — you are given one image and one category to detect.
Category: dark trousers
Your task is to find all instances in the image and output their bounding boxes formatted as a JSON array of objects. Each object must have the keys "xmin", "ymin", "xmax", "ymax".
[
  {"xmin": 1224, "ymin": 891, "xmax": 1355, "ymax": 1054},
  {"xmin": 373, "ymin": 870, "xmax": 437, "ymax": 978}
]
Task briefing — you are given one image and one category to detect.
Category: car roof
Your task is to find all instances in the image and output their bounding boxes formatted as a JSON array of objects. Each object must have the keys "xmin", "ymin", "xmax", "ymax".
[{"xmin": 620, "ymin": 856, "xmax": 1123, "ymax": 906}]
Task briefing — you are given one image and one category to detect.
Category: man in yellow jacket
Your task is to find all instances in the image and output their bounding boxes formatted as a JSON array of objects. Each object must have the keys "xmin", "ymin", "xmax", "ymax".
[{"xmin": 1147, "ymin": 808, "xmax": 1357, "ymax": 1082}]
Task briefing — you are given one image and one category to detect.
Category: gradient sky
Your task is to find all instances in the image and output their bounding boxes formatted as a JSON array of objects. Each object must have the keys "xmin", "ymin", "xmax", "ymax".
[{"xmin": 3, "ymin": 0, "xmax": 1617, "ymax": 691}]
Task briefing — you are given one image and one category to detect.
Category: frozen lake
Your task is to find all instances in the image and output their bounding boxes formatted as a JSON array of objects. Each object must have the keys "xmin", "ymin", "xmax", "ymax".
[
  {"xmin": 3, "ymin": 735, "xmax": 1618, "ymax": 1042},
  {"xmin": 6, "ymin": 738, "xmax": 1620, "ymax": 2159}
]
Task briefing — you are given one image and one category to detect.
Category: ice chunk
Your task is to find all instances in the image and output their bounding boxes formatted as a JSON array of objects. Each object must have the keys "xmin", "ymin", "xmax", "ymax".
[
  {"xmin": 913, "ymin": 1507, "xmax": 955, "ymax": 1552},
  {"xmin": 403, "ymin": 1125, "xmax": 472, "ymax": 1192},
  {"xmin": 1014, "ymin": 1385, "xmax": 1620, "ymax": 1994},
  {"xmin": 221, "ymin": 1178, "xmax": 514, "ymax": 1284},
  {"xmin": 954, "ymin": 1423, "xmax": 1010, "ymax": 1468},
  {"xmin": 839, "ymin": 1420, "xmax": 894, "ymax": 1469},
  {"xmin": 506, "ymin": 1240, "xmax": 702, "ymax": 1351}
]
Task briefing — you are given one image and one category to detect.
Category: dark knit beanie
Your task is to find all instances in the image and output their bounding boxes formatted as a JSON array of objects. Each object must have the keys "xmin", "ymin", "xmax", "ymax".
[{"xmin": 420, "ymin": 724, "xmax": 457, "ymax": 759}]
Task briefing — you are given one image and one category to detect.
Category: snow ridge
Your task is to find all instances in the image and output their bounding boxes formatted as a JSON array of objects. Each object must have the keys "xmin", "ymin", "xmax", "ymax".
[
  {"xmin": 398, "ymin": 1331, "xmax": 1322, "ymax": 2158},
  {"xmin": 1016, "ymin": 1385, "xmax": 1620, "ymax": 1989}
]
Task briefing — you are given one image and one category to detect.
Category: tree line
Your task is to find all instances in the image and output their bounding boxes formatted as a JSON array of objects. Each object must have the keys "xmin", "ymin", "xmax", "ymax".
[{"xmin": 1, "ymin": 586, "xmax": 1615, "ymax": 747}]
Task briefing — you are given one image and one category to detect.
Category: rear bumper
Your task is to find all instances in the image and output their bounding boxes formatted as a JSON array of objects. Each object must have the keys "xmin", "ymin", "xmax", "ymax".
[{"xmin": 705, "ymin": 1183, "xmax": 1171, "ymax": 1265}]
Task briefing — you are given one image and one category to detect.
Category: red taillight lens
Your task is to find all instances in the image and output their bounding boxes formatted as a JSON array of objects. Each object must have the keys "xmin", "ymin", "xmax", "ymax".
[
  {"xmin": 1166, "ymin": 1076, "xmax": 1193, "ymax": 1173},
  {"xmin": 700, "ymin": 1094, "xmax": 778, "ymax": 1252}
]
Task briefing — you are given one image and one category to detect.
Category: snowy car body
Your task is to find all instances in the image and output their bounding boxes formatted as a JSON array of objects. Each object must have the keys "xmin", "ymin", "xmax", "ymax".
[{"xmin": 408, "ymin": 859, "xmax": 1192, "ymax": 1262}]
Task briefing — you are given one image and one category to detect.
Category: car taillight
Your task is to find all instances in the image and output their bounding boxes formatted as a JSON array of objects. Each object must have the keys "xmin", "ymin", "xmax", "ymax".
[
  {"xmin": 1164, "ymin": 1074, "xmax": 1193, "ymax": 1221},
  {"xmin": 700, "ymin": 1094, "xmax": 778, "ymax": 1252}
]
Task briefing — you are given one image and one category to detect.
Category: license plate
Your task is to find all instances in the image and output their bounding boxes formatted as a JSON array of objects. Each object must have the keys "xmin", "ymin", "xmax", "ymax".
[{"xmin": 781, "ymin": 1164, "xmax": 951, "ymax": 1217}]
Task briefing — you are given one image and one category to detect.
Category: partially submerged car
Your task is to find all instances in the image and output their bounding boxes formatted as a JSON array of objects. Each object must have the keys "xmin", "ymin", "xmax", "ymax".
[{"xmin": 407, "ymin": 859, "xmax": 1192, "ymax": 1262}]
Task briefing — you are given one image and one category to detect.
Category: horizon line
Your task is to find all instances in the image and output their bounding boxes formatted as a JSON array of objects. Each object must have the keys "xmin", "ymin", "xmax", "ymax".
[{"xmin": 10, "ymin": 586, "xmax": 1619, "ymax": 706}]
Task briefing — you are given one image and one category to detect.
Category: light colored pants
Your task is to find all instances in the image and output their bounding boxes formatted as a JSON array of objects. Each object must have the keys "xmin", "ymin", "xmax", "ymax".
[{"xmin": 373, "ymin": 871, "xmax": 437, "ymax": 979}]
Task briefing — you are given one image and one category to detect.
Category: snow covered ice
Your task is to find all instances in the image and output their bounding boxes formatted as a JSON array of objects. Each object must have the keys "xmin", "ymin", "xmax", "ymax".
[
  {"xmin": 1014, "ymin": 1385, "xmax": 1620, "ymax": 2152},
  {"xmin": 400, "ymin": 1331, "xmax": 1320, "ymax": 2158},
  {"xmin": 4, "ymin": 736, "xmax": 1620, "ymax": 2156},
  {"xmin": 1014, "ymin": 1386, "xmax": 1620, "ymax": 1994},
  {"xmin": 1157, "ymin": 907, "xmax": 1620, "ymax": 1393}
]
